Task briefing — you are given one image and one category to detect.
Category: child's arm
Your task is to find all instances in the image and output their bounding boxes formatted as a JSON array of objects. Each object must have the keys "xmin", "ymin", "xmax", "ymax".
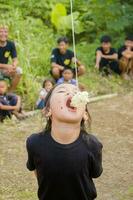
[
  {"xmin": 89, "ymin": 136, "xmax": 103, "ymax": 178},
  {"xmin": 39, "ymin": 90, "xmax": 47, "ymax": 100},
  {"xmin": 83, "ymin": 134, "xmax": 103, "ymax": 178},
  {"xmin": 102, "ymin": 53, "xmax": 118, "ymax": 60},
  {"xmin": 95, "ymin": 50, "xmax": 102, "ymax": 69},
  {"xmin": 122, "ymin": 49, "xmax": 133, "ymax": 59},
  {"xmin": 72, "ymin": 57, "xmax": 85, "ymax": 68},
  {"xmin": 0, "ymin": 96, "xmax": 21, "ymax": 111},
  {"xmin": 0, "ymin": 104, "xmax": 17, "ymax": 111},
  {"xmin": 15, "ymin": 96, "xmax": 21, "ymax": 111},
  {"xmin": 26, "ymin": 135, "xmax": 36, "ymax": 171}
]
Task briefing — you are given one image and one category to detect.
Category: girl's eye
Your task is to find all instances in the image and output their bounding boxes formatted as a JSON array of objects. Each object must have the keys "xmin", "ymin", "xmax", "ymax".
[{"xmin": 58, "ymin": 91, "xmax": 66, "ymax": 93}]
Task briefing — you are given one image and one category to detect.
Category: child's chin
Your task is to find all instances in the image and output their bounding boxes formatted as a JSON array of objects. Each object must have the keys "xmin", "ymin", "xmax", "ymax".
[{"xmin": 61, "ymin": 116, "xmax": 81, "ymax": 123}]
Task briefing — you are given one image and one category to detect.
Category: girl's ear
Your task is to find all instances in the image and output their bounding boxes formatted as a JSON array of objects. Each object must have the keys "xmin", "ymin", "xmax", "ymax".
[
  {"xmin": 42, "ymin": 108, "xmax": 52, "ymax": 118},
  {"xmin": 83, "ymin": 111, "xmax": 88, "ymax": 121}
]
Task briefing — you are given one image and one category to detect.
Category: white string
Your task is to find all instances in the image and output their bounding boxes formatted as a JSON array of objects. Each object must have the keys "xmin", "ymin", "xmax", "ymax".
[{"xmin": 70, "ymin": 0, "xmax": 79, "ymax": 87}]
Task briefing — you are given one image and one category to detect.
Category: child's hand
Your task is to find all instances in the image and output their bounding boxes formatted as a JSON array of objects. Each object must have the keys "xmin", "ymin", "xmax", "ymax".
[
  {"xmin": 59, "ymin": 66, "xmax": 64, "ymax": 71},
  {"xmin": 0, "ymin": 103, "xmax": 3, "ymax": 109},
  {"xmin": 95, "ymin": 64, "xmax": 99, "ymax": 69},
  {"xmin": 40, "ymin": 96, "xmax": 45, "ymax": 100}
]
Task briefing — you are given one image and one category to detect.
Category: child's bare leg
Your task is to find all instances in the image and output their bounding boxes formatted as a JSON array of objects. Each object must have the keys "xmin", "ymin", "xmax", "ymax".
[
  {"xmin": 13, "ymin": 110, "xmax": 26, "ymax": 120},
  {"xmin": 51, "ymin": 67, "xmax": 61, "ymax": 80},
  {"xmin": 8, "ymin": 67, "xmax": 22, "ymax": 92},
  {"xmin": 9, "ymin": 74, "xmax": 21, "ymax": 92},
  {"xmin": 77, "ymin": 65, "xmax": 85, "ymax": 76}
]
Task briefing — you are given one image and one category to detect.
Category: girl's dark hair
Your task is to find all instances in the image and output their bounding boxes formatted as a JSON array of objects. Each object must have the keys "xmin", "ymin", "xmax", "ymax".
[
  {"xmin": 43, "ymin": 84, "xmax": 91, "ymax": 133},
  {"xmin": 42, "ymin": 79, "xmax": 55, "ymax": 88}
]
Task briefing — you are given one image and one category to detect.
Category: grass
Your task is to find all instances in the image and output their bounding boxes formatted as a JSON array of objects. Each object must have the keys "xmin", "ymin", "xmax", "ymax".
[{"xmin": 116, "ymin": 185, "xmax": 133, "ymax": 200}]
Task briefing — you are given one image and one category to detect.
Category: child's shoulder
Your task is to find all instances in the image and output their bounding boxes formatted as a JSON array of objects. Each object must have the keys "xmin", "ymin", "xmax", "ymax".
[
  {"xmin": 57, "ymin": 77, "xmax": 64, "ymax": 84},
  {"xmin": 71, "ymin": 79, "xmax": 77, "ymax": 84},
  {"xmin": 26, "ymin": 132, "xmax": 47, "ymax": 146},
  {"xmin": 7, "ymin": 40, "xmax": 15, "ymax": 47},
  {"xmin": 82, "ymin": 131, "xmax": 103, "ymax": 150},
  {"xmin": 96, "ymin": 46, "xmax": 102, "ymax": 51}
]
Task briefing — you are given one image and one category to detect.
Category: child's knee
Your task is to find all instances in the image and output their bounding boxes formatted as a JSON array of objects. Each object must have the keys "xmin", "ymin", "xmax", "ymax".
[
  {"xmin": 16, "ymin": 67, "xmax": 23, "ymax": 75},
  {"xmin": 78, "ymin": 65, "xmax": 85, "ymax": 75}
]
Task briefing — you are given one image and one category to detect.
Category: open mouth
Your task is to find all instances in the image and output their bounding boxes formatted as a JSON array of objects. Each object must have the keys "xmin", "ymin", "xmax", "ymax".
[{"xmin": 66, "ymin": 97, "xmax": 77, "ymax": 112}]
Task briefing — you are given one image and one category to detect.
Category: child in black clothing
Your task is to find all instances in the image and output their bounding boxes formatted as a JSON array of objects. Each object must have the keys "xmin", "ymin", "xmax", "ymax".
[
  {"xmin": 118, "ymin": 35, "xmax": 133, "ymax": 79},
  {"xmin": 26, "ymin": 83, "xmax": 103, "ymax": 200},
  {"xmin": 0, "ymin": 79, "xmax": 24, "ymax": 122},
  {"xmin": 95, "ymin": 35, "xmax": 120, "ymax": 75}
]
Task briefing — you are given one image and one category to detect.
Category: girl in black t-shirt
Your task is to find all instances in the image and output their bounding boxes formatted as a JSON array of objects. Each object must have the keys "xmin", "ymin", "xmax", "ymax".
[{"xmin": 26, "ymin": 83, "xmax": 103, "ymax": 200}]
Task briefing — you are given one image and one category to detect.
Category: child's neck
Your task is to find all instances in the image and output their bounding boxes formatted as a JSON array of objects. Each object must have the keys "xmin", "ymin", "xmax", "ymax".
[
  {"xmin": 0, "ymin": 92, "xmax": 5, "ymax": 96},
  {"xmin": 0, "ymin": 41, "xmax": 7, "ymax": 47},
  {"xmin": 64, "ymin": 79, "xmax": 72, "ymax": 82},
  {"xmin": 51, "ymin": 119, "xmax": 81, "ymax": 144},
  {"xmin": 103, "ymin": 48, "xmax": 110, "ymax": 53}
]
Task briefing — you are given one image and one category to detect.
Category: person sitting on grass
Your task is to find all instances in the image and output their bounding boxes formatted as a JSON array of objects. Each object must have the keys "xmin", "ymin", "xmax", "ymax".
[
  {"xmin": 0, "ymin": 25, "xmax": 22, "ymax": 92},
  {"xmin": 57, "ymin": 67, "xmax": 77, "ymax": 85},
  {"xmin": 50, "ymin": 36, "xmax": 85, "ymax": 80},
  {"xmin": 118, "ymin": 35, "xmax": 133, "ymax": 80},
  {"xmin": 36, "ymin": 79, "xmax": 54, "ymax": 109},
  {"xmin": 26, "ymin": 83, "xmax": 103, "ymax": 200},
  {"xmin": 0, "ymin": 79, "xmax": 24, "ymax": 122},
  {"xmin": 95, "ymin": 35, "xmax": 120, "ymax": 75}
]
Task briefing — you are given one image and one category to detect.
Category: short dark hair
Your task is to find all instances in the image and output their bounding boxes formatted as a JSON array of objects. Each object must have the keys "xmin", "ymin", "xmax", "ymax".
[
  {"xmin": 62, "ymin": 67, "xmax": 73, "ymax": 73},
  {"xmin": 100, "ymin": 35, "xmax": 112, "ymax": 43},
  {"xmin": 42, "ymin": 79, "xmax": 54, "ymax": 88},
  {"xmin": 125, "ymin": 34, "xmax": 133, "ymax": 41},
  {"xmin": 57, "ymin": 37, "xmax": 69, "ymax": 44},
  {"xmin": 61, "ymin": 67, "xmax": 74, "ymax": 77}
]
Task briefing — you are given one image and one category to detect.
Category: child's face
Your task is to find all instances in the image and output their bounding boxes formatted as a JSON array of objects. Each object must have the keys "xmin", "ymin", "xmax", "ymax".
[
  {"xmin": 0, "ymin": 81, "xmax": 8, "ymax": 94},
  {"xmin": 58, "ymin": 42, "xmax": 68, "ymax": 54},
  {"xmin": 101, "ymin": 42, "xmax": 111, "ymax": 50},
  {"xmin": 0, "ymin": 27, "xmax": 8, "ymax": 42},
  {"xmin": 45, "ymin": 81, "xmax": 53, "ymax": 92},
  {"xmin": 49, "ymin": 84, "xmax": 86, "ymax": 124},
  {"xmin": 125, "ymin": 40, "xmax": 133, "ymax": 49},
  {"xmin": 63, "ymin": 69, "xmax": 73, "ymax": 81}
]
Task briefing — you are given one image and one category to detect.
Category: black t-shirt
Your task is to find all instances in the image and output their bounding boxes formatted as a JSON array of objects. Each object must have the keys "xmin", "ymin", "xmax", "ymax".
[
  {"xmin": 96, "ymin": 47, "xmax": 117, "ymax": 60},
  {"xmin": 0, "ymin": 40, "xmax": 17, "ymax": 64},
  {"xmin": 51, "ymin": 48, "xmax": 74, "ymax": 68},
  {"xmin": 118, "ymin": 45, "xmax": 133, "ymax": 59},
  {"xmin": 26, "ymin": 131, "xmax": 103, "ymax": 200}
]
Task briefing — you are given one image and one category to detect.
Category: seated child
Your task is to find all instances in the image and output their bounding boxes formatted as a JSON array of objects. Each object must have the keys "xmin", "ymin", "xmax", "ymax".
[
  {"xmin": 36, "ymin": 79, "xmax": 54, "ymax": 109},
  {"xmin": 0, "ymin": 79, "xmax": 24, "ymax": 122},
  {"xmin": 95, "ymin": 35, "xmax": 120, "ymax": 75},
  {"xmin": 118, "ymin": 35, "xmax": 133, "ymax": 80},
  {"xmin": 57, "ymin": 68, "xmax": 77, "ymax": 85}
]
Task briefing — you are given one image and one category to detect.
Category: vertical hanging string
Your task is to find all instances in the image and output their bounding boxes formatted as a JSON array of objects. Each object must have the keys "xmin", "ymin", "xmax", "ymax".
[{"xmin": 70, "ymin": 0, "xmax": 79, "ymax": 87}]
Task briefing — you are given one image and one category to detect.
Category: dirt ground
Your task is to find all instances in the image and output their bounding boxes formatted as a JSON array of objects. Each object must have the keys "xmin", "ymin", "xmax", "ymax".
[{"xmin": 0, "ymin": 93, "xmax": 133, "ymax": 200}]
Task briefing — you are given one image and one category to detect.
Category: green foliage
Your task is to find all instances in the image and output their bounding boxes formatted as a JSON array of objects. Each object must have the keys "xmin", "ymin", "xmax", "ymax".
[
  {"xmin": 0, "ymin": 0, "xmax": 132, "ymax": 109},
  {"xmin": 51, "ymin": 3, "xmax": 84, "ymax": 34}
]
